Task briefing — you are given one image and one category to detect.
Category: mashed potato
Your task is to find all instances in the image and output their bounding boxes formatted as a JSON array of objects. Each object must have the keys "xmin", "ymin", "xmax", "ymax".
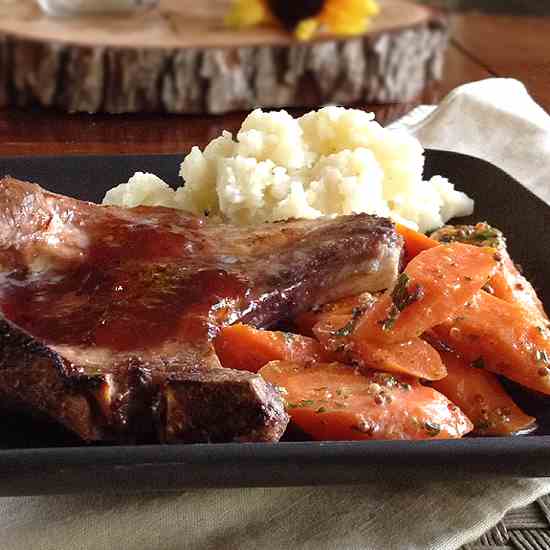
[
  {"xmin": 103, "ymin": 107, "xmax": 473, "ymax": 232},
  {"xmin": 103, "ymin": 172, "xmax": 176, "ymax": 208}
]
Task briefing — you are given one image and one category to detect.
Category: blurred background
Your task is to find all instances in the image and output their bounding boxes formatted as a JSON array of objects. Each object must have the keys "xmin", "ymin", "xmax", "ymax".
[
  {"xmin": 0, "ymin": 0, "xmax": 547, "ymax": 156},
  {"xmin": 418, "ymin": 0, "xmax": 550, "ymax": 14}
]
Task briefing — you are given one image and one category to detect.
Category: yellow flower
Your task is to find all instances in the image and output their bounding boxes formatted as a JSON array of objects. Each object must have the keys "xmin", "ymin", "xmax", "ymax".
[
  {"xmin": 225, "ymin": 0, "xmax": 380, "ymax": 41},
  {"xmin": 224, "ymin": 0, "xmax": 270, "ymax": 28}
]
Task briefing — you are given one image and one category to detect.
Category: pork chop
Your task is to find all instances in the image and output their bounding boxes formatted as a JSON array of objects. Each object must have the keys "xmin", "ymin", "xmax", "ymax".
[{"xmin": 0, "ymin": 177, "xmax": 403, "ymax": 443}]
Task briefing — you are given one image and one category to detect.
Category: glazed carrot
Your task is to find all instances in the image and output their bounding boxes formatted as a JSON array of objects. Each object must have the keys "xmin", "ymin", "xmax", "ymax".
[
  {"xmin": 352, "ymin": 243, "xmax": 499, "ymax": 344},
  {"xmin": 431, "ymin": 223, "xmax": 548, "ymax": 321},
  {"xmin": 488, "ymin": 252, "xmax": 548, "ymax": 321},
  {"xmin": 294, "ymin": 292, "xmax": 376, "ymax": 337},
  {"xmin": 214, "ymin": 323, "xmax": 329, "ymax": 373},
  {"xmin": 396, "ymin": 223, "xmax": 439, "ymax": 263},
  {"xmin": 431, "ymin": 350, "xmax": 536, "ymax": 436},
  {"xmin": 432, "ymin": 291, "xmax": 550, "ymax": 395},
  {"xmin": 260, "ymin": 361, "xmax": 473, "ymax": 440},
  {"xmin": 313, "ymin": 313, "xmax": 447, "ymax": 381},
  {"xmin": 387, "ymin": 224, "xmax": 547, "ymax": 322},
  {"xmin": 353, "ymin": 338, "xmax": 447, "ymax": 381}
]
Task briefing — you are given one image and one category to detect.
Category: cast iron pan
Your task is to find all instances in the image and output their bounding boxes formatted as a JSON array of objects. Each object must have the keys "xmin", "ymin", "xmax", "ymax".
[{"xmin": 0, "ymin": 150, "xmax": 548, "ymax": 495}]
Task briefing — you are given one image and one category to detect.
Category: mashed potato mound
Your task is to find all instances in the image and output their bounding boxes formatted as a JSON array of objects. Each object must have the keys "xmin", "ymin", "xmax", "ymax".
[
  {"xmin": 103, "ymin": 172, "xmax": 176, "ymax": 209},
  {"xmin": 103, "ymin": 107, "xmax": 473, "ymax": 232}
]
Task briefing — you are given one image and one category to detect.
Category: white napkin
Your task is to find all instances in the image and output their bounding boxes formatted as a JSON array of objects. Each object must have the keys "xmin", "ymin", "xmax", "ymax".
[
  {"xmin": 391, "ymin": 78, "xmax": 550, "ymax": 203},
  {"xmin": 2, "ymin": 78, "xmax": 550, "ymax": 550}
]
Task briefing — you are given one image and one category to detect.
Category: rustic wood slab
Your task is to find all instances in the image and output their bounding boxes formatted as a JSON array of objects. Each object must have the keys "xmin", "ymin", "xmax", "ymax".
[{"xmin": 0, "ymin": 0, "xmax": 449, "ymax": 113}]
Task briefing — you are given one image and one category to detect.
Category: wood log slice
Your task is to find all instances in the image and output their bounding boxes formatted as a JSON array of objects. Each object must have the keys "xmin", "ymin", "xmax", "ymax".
[{"xmin": 0, "ymin": 0, "xmax": 449, "ymax": 114}]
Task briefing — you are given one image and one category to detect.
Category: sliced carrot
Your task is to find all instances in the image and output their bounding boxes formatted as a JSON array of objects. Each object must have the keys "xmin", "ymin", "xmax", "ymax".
[
  {"xmin": 432, "ymin": 291, "xmax": 550, "ymax": 395},
  {"xmin": 393, "ymin": 223, "xmax": 548, "ymax": 323},
  {"xmin": 396, "ymin": 223, "xmax": 439, "ymax": 263},
  {"xmin": 431, "ymin": 350, "xmax": 536, "ymax": 436},
  {"xmin": 260, "ymin": 361, "xmax": 473, "ymax": 440},
  {"xmin": 214, "ymin": 323, "xmax": 330, "ymax": 373},
  {"xmin": 313, "ymin": 313, "xmax": 447, "ymax": 381},
  {"xmin": 352, "ymin": 243, "xmax": 499, "ymax": 344},
  {"xmin": 294, "ymin": 292, "xmax": 376, "ymax": 337},
  {"xmin": 488, "ymin": 252, "xmax": 548, "ymax": 321},
  {"xmin": 430, "ymin": 223, "xmax": 548, "ymax": 321},
  {"xmin": 353, "ymin": 338, "xmax": 447, "ymax": 381}
]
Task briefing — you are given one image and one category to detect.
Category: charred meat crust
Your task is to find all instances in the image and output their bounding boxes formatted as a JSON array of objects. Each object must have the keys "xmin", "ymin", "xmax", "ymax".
[
  {"xmin": 0, "ymin": 320, "xmax": 102, "ymax": 441},
  {"xmin": 161, "ymin": 371, "xmax": 289, "ymax": 443},
  {"xmin": 0, "ymin": 319, "xmax": 290, "ymax": 443}
]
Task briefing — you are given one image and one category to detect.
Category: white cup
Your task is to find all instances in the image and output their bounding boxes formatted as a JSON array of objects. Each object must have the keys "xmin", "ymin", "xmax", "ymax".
[{"xmin": 37, "ymin": 0, "xmax": 159, "ymax": 16}]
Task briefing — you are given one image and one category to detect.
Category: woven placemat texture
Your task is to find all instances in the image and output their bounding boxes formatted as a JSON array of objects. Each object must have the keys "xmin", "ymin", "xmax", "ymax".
[{"xmin": 462, "ymin": 495, "xmax": 550, "ymax": 549}]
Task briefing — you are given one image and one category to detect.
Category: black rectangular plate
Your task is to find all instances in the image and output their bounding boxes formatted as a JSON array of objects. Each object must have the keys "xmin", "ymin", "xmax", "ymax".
[{"xmin": 0, "ymin": 149, "xmax": 549, "ymax": 496}]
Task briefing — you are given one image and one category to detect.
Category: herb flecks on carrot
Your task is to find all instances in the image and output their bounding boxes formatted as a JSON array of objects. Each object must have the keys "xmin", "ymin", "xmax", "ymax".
[
  {"xmin": 489, "ymin": 253, "xmax": 548, "ymax": 321},
  {"xmin": 378, "ymin": 272, "xmax": 424, "ymax": 332},
  {"xmin": 353, "ymin": 338, "xmax": 447, "ymax": 381},
  {"xmin": 433, "ymin": 291, "xmax": 550, "ymax": 395},
  {"xmin": 431, "ymin": 223, "xmax": 503, "ymax": 250},
  {"xmin": 214, "ymin": 324, "xmax": 330, "ymax": 373},
  {"xmin": 260, "ymin": 361, "xmax": 473, "ymax": 440},
  {"xmin": 431, "ymin": 350, "xmax": 536, "ymax": 436},
  {"xmin": 352, "ymin": 243, "xmax": 499, "ymax": 344},
  {"xmin": 313, "ymin": 314, "xmax": 447, "ymax": 380},
  {"xmin": 431, "ymin": 223, "xmax": 548, "ymax": 322},
  {"xmin": 294, "ymin": 293, "xmax": 376, "ymax": 337}
]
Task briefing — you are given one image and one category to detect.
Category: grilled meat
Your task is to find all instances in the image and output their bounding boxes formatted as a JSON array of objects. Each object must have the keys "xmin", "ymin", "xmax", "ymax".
[{"xmin": 0, "ymin": 177, "xmax": 403, "ymax": 443}]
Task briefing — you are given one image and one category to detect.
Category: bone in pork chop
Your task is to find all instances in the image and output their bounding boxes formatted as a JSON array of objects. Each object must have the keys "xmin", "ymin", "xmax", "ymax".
[{"xmin": 0, "ymin": 177, "xmax": 403, "ymax": 443}]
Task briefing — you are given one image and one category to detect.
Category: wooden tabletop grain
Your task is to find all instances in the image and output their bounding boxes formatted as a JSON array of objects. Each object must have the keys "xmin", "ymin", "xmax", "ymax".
[{"xmin": 0, "ymin": 13, "xmax": 548, "ymax": 157}]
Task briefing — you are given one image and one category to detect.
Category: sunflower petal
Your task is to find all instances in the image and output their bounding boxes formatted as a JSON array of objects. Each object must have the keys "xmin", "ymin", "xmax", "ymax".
[
  {"xmin": 320, "ymin": 0, "xmax": 379, "ymax": 35},
  {"xmin": 225, "ymin": 0, "xmax": 268, "ymax": 28},
  {"xmin": 295, "ymin": 18, "xmax": 320, "ymax": 41}
]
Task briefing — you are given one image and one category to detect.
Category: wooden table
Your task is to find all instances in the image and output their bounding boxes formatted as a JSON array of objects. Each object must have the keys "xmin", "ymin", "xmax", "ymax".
[{"xmin": 0, "ymin": 12, "xmax": 547, "ymax": 157}]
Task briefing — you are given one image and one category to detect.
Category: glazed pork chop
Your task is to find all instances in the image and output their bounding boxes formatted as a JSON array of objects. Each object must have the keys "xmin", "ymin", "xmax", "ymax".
[{"xmin": 0, "ymin": 177, "xmax": 403, "ymax": 443}]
